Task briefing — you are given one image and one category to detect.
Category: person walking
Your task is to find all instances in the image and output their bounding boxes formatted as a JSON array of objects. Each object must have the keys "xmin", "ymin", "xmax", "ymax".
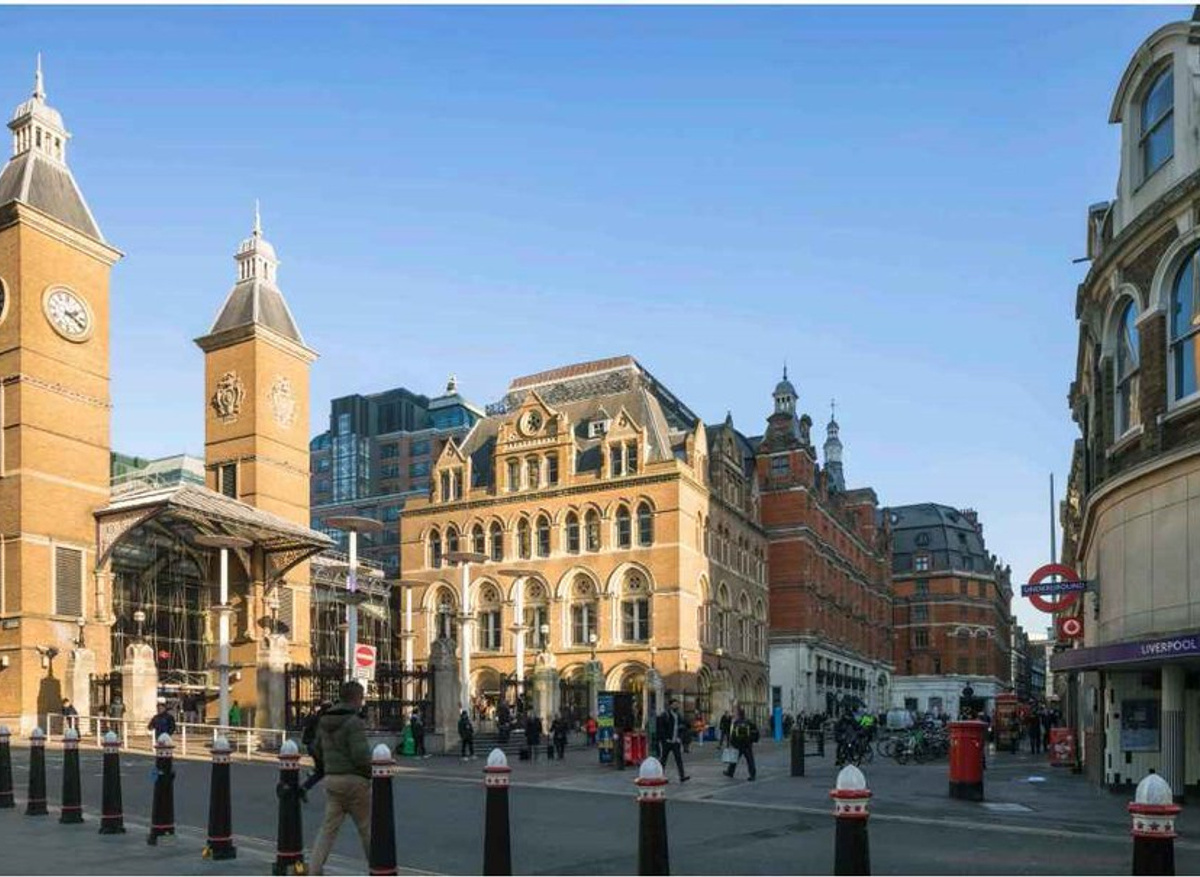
[
  {"xmin": 551, "ymin": 714, "xmax": 569, "ymax": 761},
  {"xmin": 410, "ymin": 709, "xmax": 427, "ymax": 758},
  {"xmin": 723, "ymin": 708, "xmax": 759, "ymax": 781},
  {"xmin": 718, "ymin": 710, "xmax": 733, "ymax": 749},
  {"xmin": 61, "ymin": 699, "xmax": 79, "ymax": 733},
  {"xmin": 300, "ymin": 701, "xmax": 332, "ymax": 799},
  {"xmin": 585, "ymin": 715, "xmax": 598, "ymax": 747},
  {"xmin": 458, "ymin": 709, "xmax": 475, "ymax": 761},
  {"xmin": 107, "ymin": 694, "xmax": 125, "ymax": 737},
  {"xmin": 525, "ymin": 714, "xmax": 543, "ymax": 763},
  {"xmin": 655, "ymin": 700, "xmax": 691, "ymax": 783},
  {"xmin": 309, "ymin": 681, "xmax": 372, "ymax": 876},
  {"xmin": 228, "ymin": 700, "xmax": 243, "ymax": 728},
  {"xmin": 148, "ymin": 698, "xmax": 176, "ymax": 738}
]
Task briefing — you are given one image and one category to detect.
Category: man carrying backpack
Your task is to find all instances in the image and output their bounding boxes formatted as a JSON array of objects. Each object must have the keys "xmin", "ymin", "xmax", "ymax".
[
  {"xmin": 300, "ymin": 701, "xmax": 332, "ymax": 798},
  {"xmin": 723, "ymin": 707, "xmax": 758, "ymax": 781}
]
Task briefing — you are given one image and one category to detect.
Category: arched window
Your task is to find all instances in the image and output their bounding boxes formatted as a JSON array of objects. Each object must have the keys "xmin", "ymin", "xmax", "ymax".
[
  {"xmin": 489, "ymin": 522, "xmax": 504, "ymax": 562},
  {"xmin": 546, "ymin": 453, "xmax": 559, "ymax": 486},
  {"xmin": 716, "ymin": 583, "xmax": 730, "ymax": 650},
  {"xmin": 565, "ymin": 512, "xmax": 580, "ymax": 554},
  {"xmin": 429, "ymin": 528, "xmax": 442, "ymax": 568},
  {"xmin": 585, "ymin": 509, "xmax": 601, "ymax": 552},
  {"xmin": 472, "ymin": 524, "xmax": 486, "ymax": 557},
  {"xmin": 570, "ymin": 575, "xmax": 598, "ymax": 646},
  {"xmin": 637, "ymin": 502, "xmax": 653, "ymax": 546},
  {"xmin": 524, "ymin": 580, "xmax": 549, "ymax": 649},
  {"xmin": 1116, "ymin": 298, "xmax": 1140, "ymax": 436},
  {"xmin": 615, "ymin": 505, "xmax": 632, "ymax": 549},
  {"xmin": 621, "ymin": 572, "xmax": 651, "ymax": 642},
  {"xmin": 477, "ymin": 584, "xmax": 502, "ymax": 651},
  {"xmin": 440, "ymin": 470, "xmax": 451, "ymax": 502},
  {"xmin": 526, "ymin": 456, "xmax": 541, "ymax": 490},
  {"xmin": 536, "ymin": 514, "xmax": 551, "ymax": 557},
  {"xmin": 1141, "ymin": 65, "xmax": 1174, "ymax": 180},
  {"xmin": 517, "ymin": 518, "xmax": 531, "ymax": 559},
  {"xmin": 507, "ymin": 458, "xmax": 520, "ymax": 492},
  {"xmin": 738, "ymin": 594, "xmax": 751, "ymax": 655},
  {"xmin": 446, "ymin": 525, "xmax": 459, "ymax": 556},
  {"xmin": 1171, "ymin": 248, "xmax": 1200, "ymax": 402}
]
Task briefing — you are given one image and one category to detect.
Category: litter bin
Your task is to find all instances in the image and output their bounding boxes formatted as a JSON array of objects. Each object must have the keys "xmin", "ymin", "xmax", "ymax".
[{"xmin": 948, "ymin": 720, "xmax": 986, "ymax": 801}]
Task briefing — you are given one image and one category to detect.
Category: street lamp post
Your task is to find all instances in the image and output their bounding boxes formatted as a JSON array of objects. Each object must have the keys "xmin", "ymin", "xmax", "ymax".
[
  {"xmin": 498, "ymin": 569, "xmax": 539, "ymax": 705},
  {"xmin": 446, "ymin": 551, "xmax": 487, "ymax": 714},
  {"xmin": 326, "ymin": 516, "xmax": 384, "ymax": 682},
  {"xmin": 194, "ymin": 534, "xmax": 253, "ymax": 733}
]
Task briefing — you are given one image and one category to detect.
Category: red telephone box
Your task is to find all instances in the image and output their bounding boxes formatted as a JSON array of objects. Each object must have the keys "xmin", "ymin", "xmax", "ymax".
[{"xmin": 948, "ymin": 721, "xmax": 987, "ymax": 801}]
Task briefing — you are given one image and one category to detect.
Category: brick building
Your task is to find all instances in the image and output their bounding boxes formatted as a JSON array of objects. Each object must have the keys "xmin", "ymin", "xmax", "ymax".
[
  {"xmin": 756, "ymin": 372, "xmax": 894, "ymax": 716},
  {"xmin": 888, "ymin": 504, "xmax": 1013, "ymax": 717}
]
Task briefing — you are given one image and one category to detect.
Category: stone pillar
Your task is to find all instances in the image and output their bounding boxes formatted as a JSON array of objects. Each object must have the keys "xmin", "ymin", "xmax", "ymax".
[
  {"xmin": 121, "ymin": 642, "xmax": 157, "ymax": 737},
  {"xmin": 647, "ymin": 668, "xmax": 664, "ymax": 724},
  {"xmin": 255, "ymin": 634, "xmax": 289, "ymax": 731},
  {"xmin": 587, "ymin": 660, "xmax": 603, "ymax": 721},
  {"xmin": 65, "ymin": 648, "xmax": 94, "ymax": 730},
  {"xmin": 1161, "ymin": 666, "xmax": 1185, "ymax": 801},
  {"xmin": 431, "ymin": 639, "xmax": 461, "ymax": 751},
  {"xmin": 534, "ymin": 658, "xmax": 559, "ymax": 723}
]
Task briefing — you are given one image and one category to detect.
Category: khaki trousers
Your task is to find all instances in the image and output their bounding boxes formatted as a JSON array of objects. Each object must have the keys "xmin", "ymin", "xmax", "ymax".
[{"xmin": 310, "ymin": 773, "xmax": 371, "ymax": 875}]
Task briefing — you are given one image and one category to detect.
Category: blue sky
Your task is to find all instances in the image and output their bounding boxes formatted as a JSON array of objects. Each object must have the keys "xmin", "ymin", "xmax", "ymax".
[{"xmin": 1, "ymin": 5, "xmax": 1182, "ymax": 631}]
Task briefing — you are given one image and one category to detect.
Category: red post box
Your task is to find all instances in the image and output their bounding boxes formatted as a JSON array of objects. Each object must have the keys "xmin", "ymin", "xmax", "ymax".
[
  {"xmin": 624, "ymin": 731, "xmax": 649, "ymax": 766},
  {"xmin": 948, "ymin": 720, "xmax": 986, "ymax": 801}
]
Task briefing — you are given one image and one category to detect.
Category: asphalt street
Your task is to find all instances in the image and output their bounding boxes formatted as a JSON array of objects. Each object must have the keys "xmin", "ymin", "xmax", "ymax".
[{"xmin": 0, "ymin": 739, "xmax": 1195, "ymax": 874}]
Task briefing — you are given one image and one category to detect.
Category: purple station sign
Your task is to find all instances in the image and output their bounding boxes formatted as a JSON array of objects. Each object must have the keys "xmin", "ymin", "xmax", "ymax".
[{"xmin": 1051, "ymin": 632, "xmax": 1200, "ymax": 672}]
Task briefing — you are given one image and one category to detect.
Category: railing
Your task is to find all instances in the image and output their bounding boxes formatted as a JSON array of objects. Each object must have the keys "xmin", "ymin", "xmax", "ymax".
[{"xmin": 42, "ymin": 713, "xmax": 296, "ymax": 761}]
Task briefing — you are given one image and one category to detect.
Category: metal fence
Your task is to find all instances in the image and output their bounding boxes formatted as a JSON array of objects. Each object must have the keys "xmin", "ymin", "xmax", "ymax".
[
  {"xmin": 283, "ymin": 662, "xmax": 434, "ymax": 732},
  {"xmin": 42, "ymin": 713, "xmax": 295, "ymax": 761}
]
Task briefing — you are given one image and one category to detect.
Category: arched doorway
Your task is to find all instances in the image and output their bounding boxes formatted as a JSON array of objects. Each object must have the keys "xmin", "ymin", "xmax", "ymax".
[
  {"xmin": 609, "ymin": 662, "xmax": 649, "ymax": 729},
  {"xmin": 472, "ymin": 667, "xmax": 502, "ymax": 720},
  {"xmin": 559, "ymin": 664, "xmax": 588, "ymax": 726}
]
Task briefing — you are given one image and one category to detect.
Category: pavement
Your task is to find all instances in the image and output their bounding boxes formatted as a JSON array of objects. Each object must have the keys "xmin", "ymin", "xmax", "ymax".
[{"xmin": 0, "ymin": 734, "xmax": 1196, "ymax": 874}]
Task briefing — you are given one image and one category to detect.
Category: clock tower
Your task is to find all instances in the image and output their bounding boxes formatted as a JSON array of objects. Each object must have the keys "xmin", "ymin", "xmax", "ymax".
[
  {"xmin": 195, "ymin": 210, "xmax": 317, "ymax": 676},
  {"xmin": 0, "ymin": 60, "xmax": 122, "ymax": 728}
]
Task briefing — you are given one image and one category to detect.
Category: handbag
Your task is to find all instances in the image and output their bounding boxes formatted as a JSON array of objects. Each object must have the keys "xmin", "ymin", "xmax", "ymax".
[{"xmin": 720, "ymin": 746, "xmax": 739, "ymax": 765}]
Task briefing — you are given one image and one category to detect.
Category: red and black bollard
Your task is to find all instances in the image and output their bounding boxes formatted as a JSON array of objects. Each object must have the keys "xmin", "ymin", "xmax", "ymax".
[
  {"xmin": 369, "ymin": 744, "xmax": 398, "ymax": 876},
  {"xmin": 59, "ymin": 727, "xmax": 83, "ymax": 824},
  {"xmin": 0, "ymin": 726, "xmax": 13, "ymax": 809},
  {"xmin": 1130, "ymin": 770, "xmax": 1179, "ymax": 876},
  {"xmin": 147, "ymin": 733, "xmax": 176, "ymax": 845},
  {"xmin": 272, "ymin": 739, "xmax": 305, "ymax": 875},
  {"xmin": 831, "ymin": 764, "xmax": 871, "ymax": 876},
  {"xmin": 98, "ymin": 731, "xmax": 125, "ymax": 835},
  {"xmin": 203, "ymin": 735, "xmax": 236, "ymax": 860},
  {"xmin": 25, "ymin": 727, "xmax": 47, "ymax": 816},
  {"xmin": 482, "ymin": 748, "xmax": 512, "ymax": 876},
  {"xmin": 635, "ymin": 756, "xmax": 669, "ymax": 876}
]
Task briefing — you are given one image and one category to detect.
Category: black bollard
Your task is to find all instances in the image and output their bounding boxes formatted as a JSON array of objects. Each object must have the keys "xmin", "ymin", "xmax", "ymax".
[
  {"xmin": 635, "ymin": 756, "xmax": 669, "ymax": 876},
  {"xmin": 1130, "ymin": 770, "xmax": 1179, "ymax": 876},
  {"xmin": 25, "ymin": 727, "xmax": 47, "ymax": 816},
  {"xmin": 616, "ymin": 732, "xmax": 626, "ymax": 771},
  {"xmin": 0, "ymin": 726, "xmax": 13, "ymax": 809},
  {"xmin": 831, "ymin": 764, "xmax": 871, "ymax": 876},
  {"xmin": 482, "ymin": 748, "xmax": 512, "ymax": 876},
  {"xmin": 98, "ymin": 732, "xmax": 125, "ymax": 835},
  {"xmin": 369, "ymin": 744, "xmax": 398, "ymax": 876},
  {"xmin": 818, "ymin": 731, "xmax": 826, "ymax": 758},
  {"xmin": 271, "ymin": 739, "xmax": 305, "ymax": 876},
  {"xmin": 791, "ymin": 727, "xmax": 806, "ymax": 778},
  {"xmin": 203, "ymin": 735, "xmax": 236, "ymax": 860},
  {"xmin": 147, "ymin": 733, "xmax": 176, "ymax": 845},
  {"xmin": 59, "ymin": 728, "xmax": 84, "ymax": 824}
]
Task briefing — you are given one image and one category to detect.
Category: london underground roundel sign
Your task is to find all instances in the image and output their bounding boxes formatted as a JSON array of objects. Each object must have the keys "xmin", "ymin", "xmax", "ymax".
[
  {"xmin": 1026, "ymin": 563, "xmax": 1082, "ymax": 614},
  {"xmin": 1057, "ymin": 615, "xmax": 1083, "ymax": 639}
]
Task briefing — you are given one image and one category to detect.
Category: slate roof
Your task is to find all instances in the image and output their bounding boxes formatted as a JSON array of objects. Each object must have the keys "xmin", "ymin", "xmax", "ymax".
[
  {"xmin": 208, "ymin": 278, "xmax": 305, "ymax": 346},
  {"xmin": 0, "ymin": 150, "xmax": 102, "ymax": 241},
  {"xmin": 885, "ymin": 502, "xmax": 991, "ymax": 575}
]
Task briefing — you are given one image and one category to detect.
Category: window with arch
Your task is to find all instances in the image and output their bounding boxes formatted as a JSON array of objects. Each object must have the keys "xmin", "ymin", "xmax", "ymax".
[
  {"xmin": 489, "ymin": 522, "xmax": 504, "ymax": 562},
  {"xmin": 536, "ymin": 514, "xmax": 551, "ymax": 557},
  {"xmin": 615, "ymin": 505, "xmax": 632, "ymax": 549},
  {"xmin": 429, "ymin": 528, "xmax": 443, "ymax": 568},
  {"xmin": 1171, "ymin": 246, "xmax": 1200, "ymax": 402},
  {"xmin": 446, "ymin": 526, "xmax": 460, "ymax": 556},
  {"xmin": 621, "ymin": 572, "xmax": 651, "ymax": 642},
  {"xmin": 698, "ymin": 580, "xmax": 711, "ymax": 646},
  {"xmin": 570, "ymin": 575, "xmax": 598, "ymax": 646},
  {"xmin": 565, "ymin": 512, "xmax": 581, "ymax": 554},
  {"xmin": 507, "ymin": 458, "xmax": 520, "ymax": 493},
  {"xmin": 738, "ymin": 595, "xmax": 751, "ymax": 654},
  {"xmin": 585, "ymin": 509, "xmax": 601, "ymax": 552},
  {"xmin": 1141, "ymin": 65, "xmax": 1174, "ymax": 180},
  {"xmin": 1115, "ymin": 298, "xmax": 1140, "ymax": 436},
  {"xmin": 517, "ymin": 518, "xmax": 531, "ymax": 559},
  {"xmin": 472, "ymin": 524, "xmax": 486, "ymax": 557},
  {"xmin": 477, "ymin": 584, "xmax": 502, "ymax": 651},
  {"xmin": 440, "ymin": 470, "xmax": 451, "ymax": 502},
  {"xmin": 434, "ymin": 590, "xmax": 456, "ymax": 641},
  {"xmin": 526, "ymin": 456, "xmax": 541, "ymax": 490},
  {"xmin": 715, "ymin": 584, "xmax": 730, "ymax": 649},
  {"xmin": 525, "ymin": 580, "xmax": 550, "ymax": 649},
  {"xmin": 637, "ymin": 502, "xmax": 653, "ymax": 546},
  {"xmin": 547, "ymin": 454, "xmax": 559, "ymax": 486}
]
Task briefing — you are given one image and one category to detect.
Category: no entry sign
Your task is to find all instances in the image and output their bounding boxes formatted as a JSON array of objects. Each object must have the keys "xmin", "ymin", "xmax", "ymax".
[
  {"xmin": 353, "ymin": 643, "xmax": 376, "ymax": 682},
  {"xmin": 1026, "ymin": 563, "xmax": 1083, "ymax": 614}
]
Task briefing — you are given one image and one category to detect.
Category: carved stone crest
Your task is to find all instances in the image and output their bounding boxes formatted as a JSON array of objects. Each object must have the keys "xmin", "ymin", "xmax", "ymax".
[
  {"xmin": 268, "ymin": 376, "xmax": 297, "ymax": 428},
  {"xmin": 211, "ymin": 371, "xmax": 245, "ymax": 424}
]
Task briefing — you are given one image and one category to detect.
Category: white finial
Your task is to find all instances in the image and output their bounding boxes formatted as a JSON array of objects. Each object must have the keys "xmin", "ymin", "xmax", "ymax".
[
  {"xmin": 30, "ymin": 727, "xmax": 45, "ymax": 740},
  {"xmin": 211, "ymin": 735, "xmax": 231, "ymax": 754},
  {"xmin": 447, "ymin": 374, "xmax": 458, "ymax": 394},
  {"xmin": 836, "ymin": 764, "xmax": 866, "ymax": 791},
  {"xmin": 254, "ymin": 199, "xmax": 262, "ymax": 237},
  {"xmin": 783, "ymin": 361, "xmax": 788, "ymax": 381},
  {"xmin": 280, "ymin": 739, "xmax": 299, "ymax": 757},
  {"xmin": 33, "ymin": 53, "xmax": 44, "ymax": 100},
  {"xmin": 638, "ymin": 756, "xmax": 665, "ymax": 781},
  {"xmin": 831, "ymin": 398, "xmax": 837, "ymax": 421},
  {"xmin": 372, "ymin": 743, "xmax": 393, "ymax": 762},
  {"xmin": 1135, "ymin": 770, "xmax": 1173, "ymax": 805},
  {"xmin": 487, "ymin": 748, "xmax": 507, "ymax": 768},
  {"xmin": 102, "ymin": 731, "xmax": 119, "ymax": 746},
  {"xmin": 64, "ymin": 727, "xmax": 79, "ymax": 741}
]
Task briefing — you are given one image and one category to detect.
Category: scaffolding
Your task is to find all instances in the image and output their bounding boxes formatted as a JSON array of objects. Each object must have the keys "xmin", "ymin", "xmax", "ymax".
[{"xmin": 309, "ymin": 550, "xmax": 396, "ymax": 671}]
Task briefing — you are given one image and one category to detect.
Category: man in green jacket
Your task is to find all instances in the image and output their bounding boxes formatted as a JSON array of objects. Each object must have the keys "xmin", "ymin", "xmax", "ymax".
[{"xmin": 310, "ymin": 681, "xmax": 372, "ymax": 875}]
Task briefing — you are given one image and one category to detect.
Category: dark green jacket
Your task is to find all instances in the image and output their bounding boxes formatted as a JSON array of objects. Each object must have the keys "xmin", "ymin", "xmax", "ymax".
[{"xmin": 315, "ymin": 703, "xmax": 371, "ymax": 779}]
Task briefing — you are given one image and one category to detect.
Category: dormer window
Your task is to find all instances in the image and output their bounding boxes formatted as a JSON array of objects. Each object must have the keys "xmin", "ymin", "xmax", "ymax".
[{"xmin": 1140, "ymin": 65, "xmax": 1174, "ymax": 181}]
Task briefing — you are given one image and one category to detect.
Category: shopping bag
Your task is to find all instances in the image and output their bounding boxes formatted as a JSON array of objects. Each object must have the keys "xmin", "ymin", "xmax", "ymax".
[{"xmin": 720, "ymin": 746, "xmax": 739, "ymax": 765}]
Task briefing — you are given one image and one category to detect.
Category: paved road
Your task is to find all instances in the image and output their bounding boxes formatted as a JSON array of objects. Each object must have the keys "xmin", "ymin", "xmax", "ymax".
[{"xmin": 0, "ymin": 739, "xmax": 1195, "ymax": 874}]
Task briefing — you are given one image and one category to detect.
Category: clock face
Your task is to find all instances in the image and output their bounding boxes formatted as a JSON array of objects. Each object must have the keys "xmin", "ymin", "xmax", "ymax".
[
  {"xmin": 44, "ymin": 287, "xmax": 92, "ymax": 341},
  {"xmin": 520, "ymin": 410, "xmax": 544, "ymax": 435}
]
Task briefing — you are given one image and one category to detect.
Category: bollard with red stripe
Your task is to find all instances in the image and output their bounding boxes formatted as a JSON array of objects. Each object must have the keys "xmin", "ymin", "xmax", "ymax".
[
  {"xmin": 271, "ymin": 739, "xmax": 305, "ymax": 875},
  {"xmin": 203, "ymin": 735, "xmax": 236, "ymax": 860},
  {"xmin": 482, "ymin": 748, "xmax": 512, "ymax": 876},
  {"xmin": 0, "ymin": 726, "xmax": 13, "ymax": 809},
  {"xmin": 831, "ymin": 764, "xmax": 871, "ymax": 876},
  {"xmin": 635, "ymin": 756, "xmax": 669, "ymax": 876},
  {"xmin": 25, "ymin": 727, "xmax": 47, "ymax": 816},
  {"xmin": 147, "ymin": 733, "xmax": 176, "ymax": 845},
  {"xmin": 369, "ymin": 744, "xmax": 398, "ymax": 876},
  {"xmin": 59, "ymin": 727, "xmax": 83, "ymax": 824},
  {"xmin": 1130, "ymin": 770, "xmax": 1180, "ymax": 876},
  {"xmin": 98, "ymin": 731, "xmax": 125, "ymax": 835}
]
